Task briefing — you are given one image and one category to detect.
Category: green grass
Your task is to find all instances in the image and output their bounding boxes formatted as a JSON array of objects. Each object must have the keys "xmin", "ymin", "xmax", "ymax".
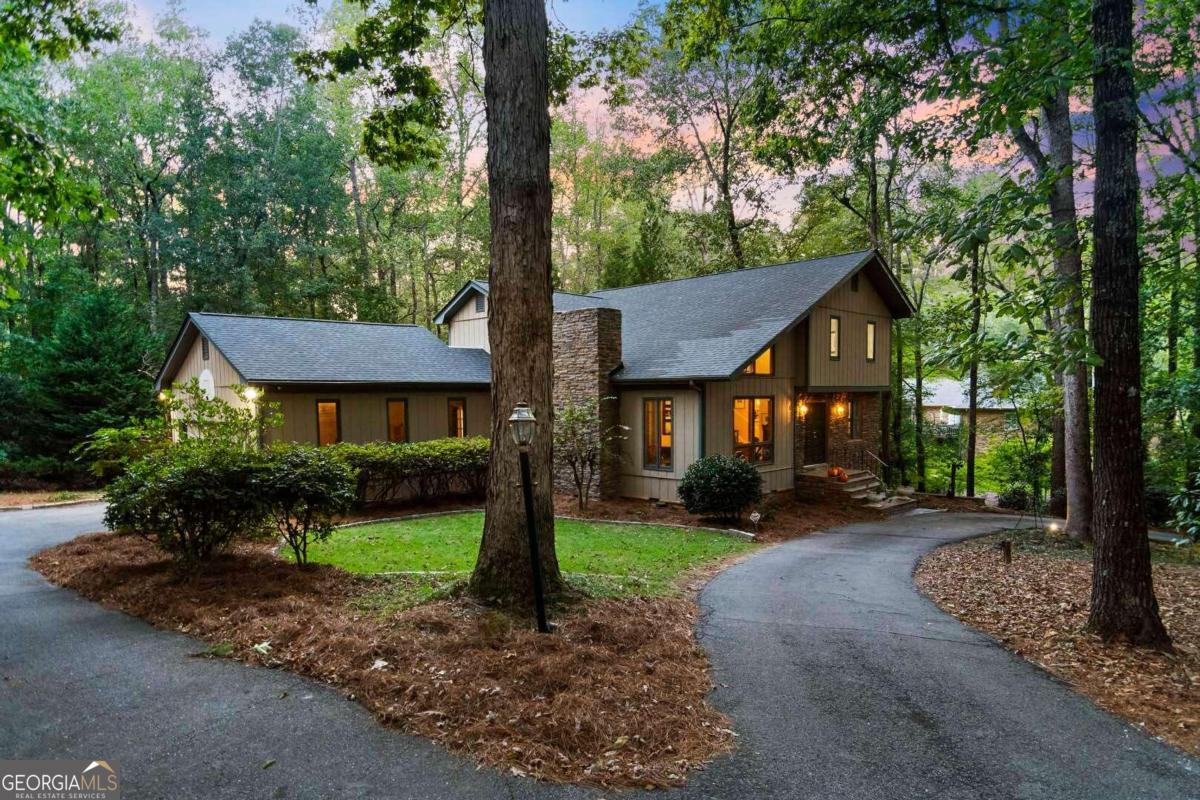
[{"xmin": 307, "ymin": 511, "xmax": 755, "ymax": 608}]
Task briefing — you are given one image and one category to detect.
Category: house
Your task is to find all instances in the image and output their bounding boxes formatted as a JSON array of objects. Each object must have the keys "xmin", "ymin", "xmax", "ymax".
[
  {"xmin": 921, "ymin": 378, "xmax": 1018, "ymax": 452},
  {"xmin": 157, "ymin": 249, "xmax": 914, "ymax": 503}
]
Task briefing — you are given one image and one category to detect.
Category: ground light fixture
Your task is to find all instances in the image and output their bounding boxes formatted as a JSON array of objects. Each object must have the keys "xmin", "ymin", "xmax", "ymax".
[{"xmin": 508, "ymin": 403, "xmax": 550, "ymax": 634}]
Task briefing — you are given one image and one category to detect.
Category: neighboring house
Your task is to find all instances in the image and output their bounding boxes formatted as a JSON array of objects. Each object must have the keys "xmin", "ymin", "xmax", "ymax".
[
  {"xmin": 921, "ymin": 378, "xmax": 1018, "ymax": 452},
  {"xmin": 157, "ymin": 249, "xmax": 914, "ymax": 502},
  {"xmin": 155, "ymin": 314, "xmax": 492, "ymax": 445}
]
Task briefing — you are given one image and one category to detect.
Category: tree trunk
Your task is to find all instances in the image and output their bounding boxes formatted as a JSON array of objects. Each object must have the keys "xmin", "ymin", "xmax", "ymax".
[
  {"xmin": 1086, "ymin": 0, "xmax": 1171, "ymax": 648},
  {"xmin": 1044, "ymin": 88, "xmax": 1094, "ymax": 542},
  {"xmin": 913, "ymin": 317, "xmax": 927, "ymax": 493},
  {"xmin": 348, "ymin": 156, "xmax": 372, "ymax": 302},
  {"xmin": 469, "ymin": 0, "xmax": 563, "ymax": 604},
  {"xmin": 1048, "ymin": 371, "xmax": 1068, "ymax": 516},
  {"xmin": 891, "ymin": 320, "xmax": 907, "ymax": 486},
  {"xmin": 966, "ymin": 245, "xmax": 981, "ymax": 497}
]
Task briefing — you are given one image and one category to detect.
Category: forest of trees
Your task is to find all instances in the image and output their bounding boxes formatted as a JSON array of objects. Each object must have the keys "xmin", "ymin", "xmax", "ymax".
[{"xmin": 1, "ymin": 0, "xmax": 1196, "ymax": 550}]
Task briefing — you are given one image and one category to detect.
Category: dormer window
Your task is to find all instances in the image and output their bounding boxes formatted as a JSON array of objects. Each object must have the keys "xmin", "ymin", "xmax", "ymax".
[
  {"xmin": 474, "ymin": 294, "xmax": 486, "ymax": 313},
  {"xmin": 744, "ymin": 345, "xmax": 774, "ymax": 376}
]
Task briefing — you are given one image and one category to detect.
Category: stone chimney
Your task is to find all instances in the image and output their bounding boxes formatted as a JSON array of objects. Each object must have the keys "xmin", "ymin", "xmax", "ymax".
[{"xmin": 552, "ymin": 306, "xmax": 623, "ymax": 500}]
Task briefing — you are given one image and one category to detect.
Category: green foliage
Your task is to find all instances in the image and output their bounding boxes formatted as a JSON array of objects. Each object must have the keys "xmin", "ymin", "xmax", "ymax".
[
  {"xmin": 552, "ymin": 398, "xmax": 627, "ymax": 510},
  {"xmin": 72, "ymin": 420, "xmax": 172, "ymax": 482},
  {"xmin": 329, "ymin": 437, "xmax": 490, "ymax": 504},
  {"xmin": 998, "ymin": 485, "xmax": 1035, "ymax": 512},
  {"xmin": 1171, "ymin": 482, "xmax": 1200, "ymax": 543},
  {"xmin": 678, "ymin": 455, "xmax": 763, "ymax": 521},
  {"xmin": 259, "ymin": 446, "xmax": 357, "ymax": 565},
  {"xmin": 104, "ymin": 446, "xmax": 271, "ymax": 566}
]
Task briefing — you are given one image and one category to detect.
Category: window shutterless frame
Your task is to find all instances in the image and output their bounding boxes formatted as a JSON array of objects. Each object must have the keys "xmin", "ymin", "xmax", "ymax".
[
  {"xmin": 642, "ymin": 397, "xmax": 674, "ymax": 471},
  {"xmin": 866, "ymin": 320, "xmax": 877, "ymax": 363},
  {"xmin": 447, "ymin": 397, "xmax": 466, "ymax": 438},
  {"xmin": 201, "ymin": 336, "xmax": 210, "ymax": 361},
  {"xmin": 386, "ymin": 398, "xmax": 409, "ymax": 443},
  {"xmin": 829, "ymin": 315, "xmax": 841, "ymax": 361},
  {"xmin": 732, "ymin": 395, "xmax": 775, "ymax": 464},
  {"xmin": 743, "ymin": 345, "xmax": 775, "ymax": 376},
  {"xmin": 315, "ymin": 399, "xmax": 341, "ymax": 446}
]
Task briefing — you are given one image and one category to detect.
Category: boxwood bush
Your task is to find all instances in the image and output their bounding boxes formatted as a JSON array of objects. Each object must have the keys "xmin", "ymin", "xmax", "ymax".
[
  {"xmin": 330, "ymin": 436, "xmax": 489, "ymax": 504},
  {"xmin": 678, "ymin": 454, "xmax": 763, "ymax": 521}
]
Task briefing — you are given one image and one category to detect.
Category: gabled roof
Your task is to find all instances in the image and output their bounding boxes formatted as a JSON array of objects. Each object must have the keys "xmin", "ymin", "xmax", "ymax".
[
  {"xmin": 156, "ymin": 312, "xmax": 491, "ymax": 390},
  {"xmin": 432, "ymin": 280, "xmax": 608, "ymax": 324}
]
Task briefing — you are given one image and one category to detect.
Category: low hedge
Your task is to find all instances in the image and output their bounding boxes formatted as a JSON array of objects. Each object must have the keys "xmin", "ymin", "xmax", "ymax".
[
  {"xmin": 329, "ymin": 437, "xmax": 489, "ymax": 504},
  {"xmin": 678, "ymin": 454, "xmax": 763, "ymax": 521}
]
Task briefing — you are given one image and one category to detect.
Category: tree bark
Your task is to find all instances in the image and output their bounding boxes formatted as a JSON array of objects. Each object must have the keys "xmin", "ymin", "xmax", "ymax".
[
  {"xmin": 1048, "ymin": 371, "xmax": 1068, "ymax": 516},
  {"xmin": 966, "ymin": 245, "xmax": 981, "ymax": 497},
  {"xmin": 1086, "ymin": 0, "xmax": 1171, "ymax": 648},
  {"xmin": 469, "ymin": 0, "xmax": 563, "ymax": 604}
]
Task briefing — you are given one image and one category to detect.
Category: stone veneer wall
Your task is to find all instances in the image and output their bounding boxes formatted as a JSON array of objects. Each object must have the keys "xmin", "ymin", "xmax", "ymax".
[
  {"xmin": 794, "ymin": 391, "xmax": 884, "ymax": 470},
  {"xmin": 551, "ymin": 307, "xmax": 623, "ymax": 499}
]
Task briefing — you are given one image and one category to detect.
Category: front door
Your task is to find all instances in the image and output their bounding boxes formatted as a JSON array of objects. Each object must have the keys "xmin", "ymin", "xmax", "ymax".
[{"xmin": 803, "ymin": 401, "xmax": 827, "ymax": 465}]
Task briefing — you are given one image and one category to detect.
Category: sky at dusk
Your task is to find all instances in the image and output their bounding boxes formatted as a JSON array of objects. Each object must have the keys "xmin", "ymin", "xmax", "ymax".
[{"xmin": 134, "ymin": 0, "xmax": 645, "ymax": 41}]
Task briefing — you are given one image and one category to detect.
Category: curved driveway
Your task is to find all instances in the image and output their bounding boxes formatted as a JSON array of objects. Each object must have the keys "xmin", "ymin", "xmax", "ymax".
[{"xmin": 1, "ymin": 506, "xmax": 1196, "ymax": 799}]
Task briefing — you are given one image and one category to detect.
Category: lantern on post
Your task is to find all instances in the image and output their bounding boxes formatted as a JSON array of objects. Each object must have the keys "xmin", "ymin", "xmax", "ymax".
[{"xmin": 508, "ymin": 403, "xmax": 550, "ymax": 633}]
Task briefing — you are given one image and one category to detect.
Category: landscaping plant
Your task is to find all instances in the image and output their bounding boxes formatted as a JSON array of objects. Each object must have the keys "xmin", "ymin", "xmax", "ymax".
[
  {"xmin": 678, "ymin": 454, "xmax": 763, "ymax": 522},
  {"xmin": 260, "ymin": 446, "xmax": 357, "ymax": 565},
  {"xmin": 330, "ymin": 437, "xmax": 489, "ymax": 504},
  {"xmin": 552, "ymin": 398, "xmax": 626, "ymax": 510}
]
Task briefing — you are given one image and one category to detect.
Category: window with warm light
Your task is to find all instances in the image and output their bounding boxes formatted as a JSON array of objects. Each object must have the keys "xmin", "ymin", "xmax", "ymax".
[
  {"xmin": 829, "ymin": 316, "xmax": 840, "ymax": 360},
  {"xmin": 866, "ymin": 320, "xmax": 877, "ymax": 362},
  {"xmin": 316, "ymin": 400, "xmax": 340, "ymax": 446},
  {"xmin": 448, "ymin": 398, "xmax": 466, "ymax": 438},
  {"xmin": 744, "ymin": 345, "xmax": 774, "ymax": 375},
  {"xmin": 643, "ymin": 398, "xmax": 673, "ymax": 470},
  {"xmin": 733, "ymin": 396, "xmax": 774, "ymax": 463},
  {"xmin": 387, "ymin": 399, "xmax": 408, "ymax": 443}
]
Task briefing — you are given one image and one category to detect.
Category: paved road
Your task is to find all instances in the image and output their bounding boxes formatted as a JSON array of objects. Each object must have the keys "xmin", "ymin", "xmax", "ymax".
[{"xmin": 2, "ymin": 507, "xmax": 1196, "ymax": 799}]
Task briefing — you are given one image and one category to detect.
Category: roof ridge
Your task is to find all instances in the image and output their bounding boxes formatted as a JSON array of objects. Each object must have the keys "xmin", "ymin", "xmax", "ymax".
[
  {"xmin": 191, "ymin": 311, "xmax": 422, "ymax": 329},
  {"xmin": 591, "ymin": 248, "xmax": 875, "ymax": 295}
]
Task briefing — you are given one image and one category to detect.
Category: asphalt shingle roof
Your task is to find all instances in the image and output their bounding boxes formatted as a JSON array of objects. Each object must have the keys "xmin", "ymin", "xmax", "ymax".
[
  {"xmin": 589, "ymin": 250, "xmax": 880, "ymax": 382},
  {"xmin": 185, "ymin": 313, "xmax": 491, "ymax": 385}
]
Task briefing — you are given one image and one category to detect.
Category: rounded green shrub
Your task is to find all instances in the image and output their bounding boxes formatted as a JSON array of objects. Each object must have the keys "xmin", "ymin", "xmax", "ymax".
[{"xmin": 678, "ymin": 454, "xmax": 763, "ymax": 521}]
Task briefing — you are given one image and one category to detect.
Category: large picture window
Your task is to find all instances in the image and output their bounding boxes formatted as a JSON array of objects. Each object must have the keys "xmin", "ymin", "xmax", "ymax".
[
  {"xmin": 316, "ymin": 400, "xmax": 340, "ymax": 446},
  {"xmin": 829, "ymin": 316, "xmax": 841, "ymax": 360},
  {"xmin": 387, "ymin": 399, "xmax": 408, "ymax": 443},
  {"xmin": 743, "ymin": 345, "xmax": 774, "ymax": 375},
  {"xmin": 448, "ymin": 398, "xmax": 466, "ymax": 438},
  {"xmin": 643, "ymin": 398, "xmax": 673, "ymax": 470},
  {"xmin": 733, "ymin": 397, "xmax": 774, "ymax": 463},
  {"xmin": 866, "ymin": 320, "xmax": 877, "ymax": 362}
]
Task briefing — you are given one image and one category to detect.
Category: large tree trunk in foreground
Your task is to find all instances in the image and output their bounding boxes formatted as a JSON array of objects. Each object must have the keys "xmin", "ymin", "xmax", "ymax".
[
  {"xmin": 1086, "ymin": 0, "xmax": 1170, "ymax": 648},
  {"xmin": 1044, "ymin": 88, "xmax": 1094, "ymax": 542},
  {"xmin": 965, "ymin": 245, "xmax": 981, "ymax": 498},
  {"xmin": 469, "ymin": 0, "xmax": 563, "ymax": 604}
]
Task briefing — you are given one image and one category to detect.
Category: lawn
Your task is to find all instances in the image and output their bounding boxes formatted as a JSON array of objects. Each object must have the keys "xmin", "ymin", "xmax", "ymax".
[{"xmin": 307, "ymin": 511, "xmax": 755, "ymax": 601}]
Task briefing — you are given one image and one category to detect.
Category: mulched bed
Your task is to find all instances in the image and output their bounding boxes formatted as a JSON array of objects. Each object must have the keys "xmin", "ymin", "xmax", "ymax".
[
  {"xmin": 31, "ymin": 532, "xmax": 735, "ymax": 789},
  {"xmin": 915, "ymin": 532, "xmax": 1200, "ymax": 757}
]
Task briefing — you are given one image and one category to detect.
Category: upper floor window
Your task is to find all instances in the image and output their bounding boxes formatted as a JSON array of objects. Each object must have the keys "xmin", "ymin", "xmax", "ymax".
[
  {"xmin": 201, "ymin": 337, "xmax": 210, "ymax": 361},
  {"xmin": 829, "ymin": 316, "xmax": 841, "ymax": 360},
  {"xmin": 744, "ymin": 345, "xmax": 774, "ymax": 376},
  {"xmin": 474, "ymin": 294, "xmax": 486, "ymax": 313},
  {"xmin": 733, "ymin": 396, "xmax": 774, "ymax": 463},
  {"xmin": 316, "ymin": 400, "xmax": 340, "ymax": 446},
  {"xmin": 387, "ymin": 399, "xmax": 408, "ymax": 443},
  {"xmin": 643, "ymin": 398, "xmax": 673, "ymax": 470},
  {"xmin": 448, "ymin": 398, "xmax": 466, "ymax": 438},
  {"xmin": 866, "ymin": 320, "xmax": 877, "ymax": 362}
]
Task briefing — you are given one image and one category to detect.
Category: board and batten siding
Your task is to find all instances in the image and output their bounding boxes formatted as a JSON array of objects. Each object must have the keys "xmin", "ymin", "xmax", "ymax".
[
  {"xmin": 169, "ymin": 334, "xmax": 248, "ymax": 407},
  {"xmin": 448, "ymin": 291, "xmax": 490, "ymax": 351},
  {"xmin": 617, "ymin": 389, "xmax": 701, "ymax": 503},
  {"xmin": 265, "ymin": 390, "xmax": 490, "ymax": 445},
  {"xmin": 806, "ymin": 275, "xmax": 892, "ymax": 389}
]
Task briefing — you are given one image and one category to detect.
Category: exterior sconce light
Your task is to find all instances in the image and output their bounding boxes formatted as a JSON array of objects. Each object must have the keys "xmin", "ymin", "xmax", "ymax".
[
  {"xmin": 244, "ymin": 386, "xmax": 261, "ymax": 402},
  {"xmin": 157, "ymin": 391, "xmax": 168, "ymax": 402},
  {"xmin": 508, "ymin": 403, "xmax": 550, "ymax": 634},
  {"xmin": 834, "ymin": 403, "xmax": 846, "ymax": 417},
  {"xmin": 798, "ymin": 402, "xmax": 809, "ymax": 417}
]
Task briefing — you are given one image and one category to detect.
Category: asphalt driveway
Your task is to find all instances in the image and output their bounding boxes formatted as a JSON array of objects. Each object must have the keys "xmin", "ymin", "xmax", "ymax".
[{"xmin": 1, "ymin": 505, "xmax": 1196, "ymax": 799}]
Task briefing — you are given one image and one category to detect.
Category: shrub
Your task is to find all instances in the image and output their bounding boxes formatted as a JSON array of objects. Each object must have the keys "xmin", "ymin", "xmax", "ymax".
[
  {"xmin": 997, "ymin": 484, "xmax": 1033, "ymax": 512},
  {"xmin": 260, "ymin": 446, "xmax": 357, "ymax": 565},
  {"xmin": 678, "ymin": 455, "xmax": 763, "ymax": 521},
  {"xmin": 552, "ymin": 398, "xmax": 626, "ymax": 510},
  {"xmin": 1170, "ymin": 480, "xmax": 1200, "ymax": 543},
  {"xmin": 104, "ymin": 445, "xmax": 270, "ymax": 566},
  {"xmin": 330, "ymin": 437, "xmax": 489, "ymax": 504}
]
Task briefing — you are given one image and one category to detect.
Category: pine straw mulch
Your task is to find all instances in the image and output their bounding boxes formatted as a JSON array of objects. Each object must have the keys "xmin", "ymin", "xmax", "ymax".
[
  {"xmin": 915, "ymin": 532, "xmax": 1200, "ymax": 757},
  {"xmin": 31, "ymin": 532, "xmax": 736, "ymax": 789}
]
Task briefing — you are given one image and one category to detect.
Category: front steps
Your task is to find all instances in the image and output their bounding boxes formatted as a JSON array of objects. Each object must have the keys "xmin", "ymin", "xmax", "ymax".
[{"xmin": 795, "ymin": 464, "xmax": 916, "ymax": 513}]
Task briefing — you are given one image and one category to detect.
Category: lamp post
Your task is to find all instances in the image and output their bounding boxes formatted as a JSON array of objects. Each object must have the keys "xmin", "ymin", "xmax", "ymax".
[{"xmin": 508, "ymin": 403, "xmax": 550, "ymax": 633}]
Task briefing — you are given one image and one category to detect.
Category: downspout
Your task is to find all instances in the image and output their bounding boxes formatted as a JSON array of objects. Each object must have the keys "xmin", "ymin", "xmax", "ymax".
[{"xmin": 689, "ymin": 380, "xmax": 706, "ymax": 458}]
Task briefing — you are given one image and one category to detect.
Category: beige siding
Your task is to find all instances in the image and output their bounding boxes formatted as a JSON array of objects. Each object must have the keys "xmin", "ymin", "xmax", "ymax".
[
  {"xmin": 448, "ymin": 292, "xmax": 490, "ymax": 351},
  {"xmin": 170, "ymin": 335, "xmax": 247, "ymax": 408},
  {"xmin": 705, "ymin": 375, "xmax": 796, "ymax": 493},
  {"xmin": 807, "ymin": 275, "xmax": 892, "ymax": 388},
  {"xmin": 617, "ymin": 389, "xmax": 701, "ymax": 503},
  {"xmin": 265, "ymin": 390, "xmax": 490, "ymax": 445}
]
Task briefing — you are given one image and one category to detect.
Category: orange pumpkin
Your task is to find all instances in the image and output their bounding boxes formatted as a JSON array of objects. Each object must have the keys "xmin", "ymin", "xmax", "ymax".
[
  {"xmin": 827, "ymin": 466, "xmax": 839, "ymax": 477},
  {"xmin": 838, "ymin": 472, "xmax": 850, "ymax": 483}
]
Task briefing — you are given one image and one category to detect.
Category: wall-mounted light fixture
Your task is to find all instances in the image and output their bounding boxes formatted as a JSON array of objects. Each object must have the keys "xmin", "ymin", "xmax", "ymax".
[
  {"xmin": 798, "ymin": 402, "xmax": 809, "ymax": 417},
  {"xmin": 834, "ymin": 403, "xmax": 846, "ymax": 417}
]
